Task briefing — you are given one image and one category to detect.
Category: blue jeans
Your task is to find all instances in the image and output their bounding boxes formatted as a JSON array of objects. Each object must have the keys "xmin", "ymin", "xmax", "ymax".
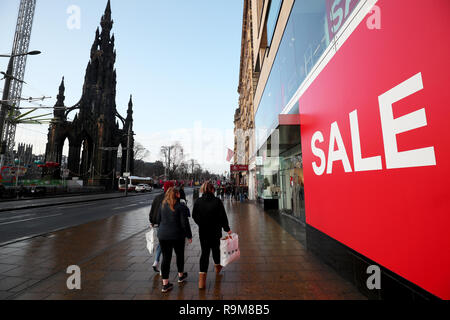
[
  {"xmin": 152, "ymin": 226, "xmax": 162, "ymax": 264},
  {"xmin": 154, "ymin": 244, "xmax": 162, "ymax": 264}
]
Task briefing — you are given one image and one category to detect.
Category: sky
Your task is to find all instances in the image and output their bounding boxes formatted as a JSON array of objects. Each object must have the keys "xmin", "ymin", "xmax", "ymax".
[{"xmin": 0, "ymin": 0, "xmax": 243, "ymax": 174}]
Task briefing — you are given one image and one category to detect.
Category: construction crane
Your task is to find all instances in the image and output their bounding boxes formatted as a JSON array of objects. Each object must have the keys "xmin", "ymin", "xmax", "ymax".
[{"xmin": 1, "ymin": 0, "xmax": 37, "ymax": 165}]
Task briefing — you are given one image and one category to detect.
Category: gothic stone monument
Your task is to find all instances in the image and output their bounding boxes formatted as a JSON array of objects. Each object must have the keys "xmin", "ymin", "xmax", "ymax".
[{"xmin": 44, "ymin": 1, "xmax": 134, "ymax": 188}]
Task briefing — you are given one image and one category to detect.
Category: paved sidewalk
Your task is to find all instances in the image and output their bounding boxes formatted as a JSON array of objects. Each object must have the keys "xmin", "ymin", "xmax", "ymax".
[
  {"xmin": 0, "ymin": 195, "xmax": 365, "ymax": 300},
  {"xmin": 0, "ymin": 191, "xmax": 150, "ymax": 213}
]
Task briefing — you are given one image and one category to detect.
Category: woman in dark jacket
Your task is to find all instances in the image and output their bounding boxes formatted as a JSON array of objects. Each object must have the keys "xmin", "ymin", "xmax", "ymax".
[
  {"xmin": 193, "ymin": 182, "xmax": 232, "ymax": 289},
  {"xmin": 149, "ymin": 181, "xmax": 174, "ymax": 274},
  {"xmin": 156, "ymin": 187, "xmax": 193, "ymax": 293}
]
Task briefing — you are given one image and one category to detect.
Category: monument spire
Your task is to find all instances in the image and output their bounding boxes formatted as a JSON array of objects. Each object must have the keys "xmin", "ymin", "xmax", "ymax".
[
  {"xmin": 101, "ymin": 0, "xmax": 113, "ymax": 34},
  {"xmin": 125, "ymin": 94, "xmax": 133, "ymax": 129},
  {"xmin": 128, "ymin": 95, "xmax": 133, "ymax": 113},
  {"xmin": 53, "ymin": 76, "xmax": 66, "ymax": 121},
  {"xmin": 57, "ymin": 76, "xmax": 65, "ymax": 102}
]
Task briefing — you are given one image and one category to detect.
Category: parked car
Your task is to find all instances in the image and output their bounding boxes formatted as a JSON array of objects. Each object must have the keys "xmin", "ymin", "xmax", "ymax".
[
  {"xmin": 144, "ymin": 184, "xmax": 153, "ymax": 192},
  {"xmin": 30, "ymin": 186, "xmax": 46, "ymax": 197},
  {"xmin": 135, "ymin": 184, "xmax": 146, "ymax": 193}
]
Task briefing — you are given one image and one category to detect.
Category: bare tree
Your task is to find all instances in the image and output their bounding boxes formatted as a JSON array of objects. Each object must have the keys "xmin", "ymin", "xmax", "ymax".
[
  {"xmin": 133, "ymin": 160, "xmax": 165, "ymax": 178},
  {"xmin": 160, "ymin": 146, "xmax": 171, "ymax": 179},
  {"xmin": 193, "ymin": 166, "xmax": 203, "ymax": 182},
  {"xmin": 160, "ymin": 142, "xmax": 184, "ymax": 179},
  {"xmin": 134, "ymin": 142, "xmax": 150, "ymax": 162},
  {"xmin": 187, "ymin": 158, "xmax": 201, "ymax": 180},
  {"xmin": 175, "ymin": 161, "xmax": 189, "ymax": 180}
]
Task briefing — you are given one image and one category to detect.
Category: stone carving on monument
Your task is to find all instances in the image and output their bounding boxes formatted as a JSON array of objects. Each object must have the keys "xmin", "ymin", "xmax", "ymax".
[{"xmin": 44, "ymin": 1, "xmax": 134, "ymax": 188}]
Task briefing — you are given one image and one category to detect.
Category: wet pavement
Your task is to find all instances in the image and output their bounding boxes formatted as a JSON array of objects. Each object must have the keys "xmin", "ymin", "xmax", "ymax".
[{"xmin": 0, "ymin": 194, "xmax": 366, "ymax": 300}]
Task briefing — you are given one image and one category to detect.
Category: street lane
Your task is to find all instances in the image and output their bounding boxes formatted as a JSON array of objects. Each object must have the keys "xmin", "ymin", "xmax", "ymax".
[
  {"xmin": 0, "ymin": 214, "xmax": 64, "ymax": 226},
  {"xmin": 0, "ymin": 190, "xmax": 169, "ymax": 245}
]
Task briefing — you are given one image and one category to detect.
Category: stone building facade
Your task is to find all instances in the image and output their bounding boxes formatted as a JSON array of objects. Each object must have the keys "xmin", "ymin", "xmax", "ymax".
[{"xmin": 234, "ymin": 0, "xmax": 259, "ymax": 195}]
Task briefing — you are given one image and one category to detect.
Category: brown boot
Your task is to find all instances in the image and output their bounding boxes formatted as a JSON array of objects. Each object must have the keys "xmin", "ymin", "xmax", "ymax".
[
  {"xmin": 214, "ymin": 264, "xmax": 223, "ymax": 274},
  {"xmin": 199, "ymin": 272, "xmax": 207, "ymax": 289}
]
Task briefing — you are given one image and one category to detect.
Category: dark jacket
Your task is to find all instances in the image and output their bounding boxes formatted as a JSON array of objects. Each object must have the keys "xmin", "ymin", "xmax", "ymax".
[
  {"xmin": 179, "ymin": 187, "xmax": 186, "ymax": 201},
  {"xmin": 149, "ymin": 192, "xmax": 165, "ymax": 225},
  {"xmin": 193, "ymin": 193, "xmax": 230, "ymax": 239},
  {"xmin": 156, "ymin": 201, "xmax": 192, "ymax": 241}
]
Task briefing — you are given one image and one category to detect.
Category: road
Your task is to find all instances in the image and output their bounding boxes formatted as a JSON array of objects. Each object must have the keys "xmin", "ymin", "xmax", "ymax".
[{"xmin": 0, "ymin": 189, "xmax": 176, "ymax": 245}]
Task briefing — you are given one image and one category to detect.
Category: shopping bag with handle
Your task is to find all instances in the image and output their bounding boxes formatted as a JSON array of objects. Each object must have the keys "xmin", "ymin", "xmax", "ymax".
[
  {"xmin": 145, "ymin": 227, "xmax": 158, "ymax": 255},
  {"xmin": 220, "ymin": 233, "xmax": 240, "ymax": 267}
]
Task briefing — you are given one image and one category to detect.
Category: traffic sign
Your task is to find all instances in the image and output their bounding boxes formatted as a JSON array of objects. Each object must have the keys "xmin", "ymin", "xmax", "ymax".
[{"xmin": 61, "ymin": 169, "xmax": 70, "ymax": 178}]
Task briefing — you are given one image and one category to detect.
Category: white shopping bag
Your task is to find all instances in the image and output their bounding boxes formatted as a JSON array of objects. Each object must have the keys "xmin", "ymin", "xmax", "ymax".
[
  {"xmin": 220, "ymin": 233, "xmax": 240, "ymax": 267},
  {"xmin": 145, "ymin": 227, "xmax": 158, "ymax": 255}
]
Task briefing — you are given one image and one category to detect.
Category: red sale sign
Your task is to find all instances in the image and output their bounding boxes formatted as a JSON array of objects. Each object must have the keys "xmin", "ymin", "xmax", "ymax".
[
  {"xmin": 230, "ymin": 165, "xmax": 249, "ymax": 172},
  {"xmin": 299, "ymin": 0, "xmax": 450, "ymax": 299}
]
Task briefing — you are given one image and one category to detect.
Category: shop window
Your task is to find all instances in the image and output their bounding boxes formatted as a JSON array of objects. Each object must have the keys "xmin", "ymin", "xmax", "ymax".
[
  {"xmin": 256, "ymin": 121, "xmax": 305, "ymax": 220},
  {"xmin": 254, "ymin": 0, "xmax": 362, "ymax": 219},
  {"xmin": 255, "ymin": 0, "xmax": 361, "ymax": 151},
  {"xmin": 266, "ymin": 0, "xmax": 283, "ymax": 48}
]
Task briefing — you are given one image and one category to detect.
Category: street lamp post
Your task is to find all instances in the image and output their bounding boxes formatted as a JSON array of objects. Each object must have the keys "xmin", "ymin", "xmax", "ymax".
[
  {"xmin": 14, "ymin": 157, "xmax": 21, "ymax": 199},
  {"xmin": 124, "ymin": 124, "xmax": 132, "ymax": 197},
  {"xmin": 0, "ymin": 50, "xmax": 41, "ymax": 58},
  {"xmin": 0, "ymin": 51, "xmax": 41, "ymax": 169}
]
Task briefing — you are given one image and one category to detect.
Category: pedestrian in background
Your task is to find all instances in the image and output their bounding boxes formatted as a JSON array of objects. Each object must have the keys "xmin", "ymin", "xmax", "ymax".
[
  {"xmin": 239, "ymin": 186, "xmax": 244, "ymax": 203},
  {"xmin": 155, "ymin": 187, "xmax": 193, "ymax": 293},
  {"xmin": 226, "ymin": 185, "xmax": 232, "ymax": 200},
  {"xmin": 193, "ymin": 181, "xmax": 232, "ymax": 289},
  {"xmin": 149, "ymin": 181, "xmax": 174, "ymax": 273},
  {"xmin": 179, "ymin": 183, "xmax": 186, "ymax": 203}
]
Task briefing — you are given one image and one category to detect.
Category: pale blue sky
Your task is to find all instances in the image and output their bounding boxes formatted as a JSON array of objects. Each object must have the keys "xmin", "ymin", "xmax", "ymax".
[{"xmin": 0, "ymin": 0, "xmax": 243, "ymax": 173}]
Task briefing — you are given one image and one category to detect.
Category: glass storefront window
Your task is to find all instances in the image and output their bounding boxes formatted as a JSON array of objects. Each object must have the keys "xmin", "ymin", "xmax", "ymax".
[
  {"xmin": 255, "ymin": 0, "xmax": 361, "ymax": 150},
  {"xmin": 256, "ymin": 140, "xmax": 280, "ymax": 201},
  {"xmin": 266, "ymin": 0, "xmax": 283, "ymax": 47},
  {"xmin": 254, "ymin": 0, "xmax": 361, "ymax": 219},
  {"xmin": 279, "ymin": 146, "xmax": 305, "ymax": 222},
  {"xmin": 256, "ymin": 119, "xmax": 305, "ymax": 221}
]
